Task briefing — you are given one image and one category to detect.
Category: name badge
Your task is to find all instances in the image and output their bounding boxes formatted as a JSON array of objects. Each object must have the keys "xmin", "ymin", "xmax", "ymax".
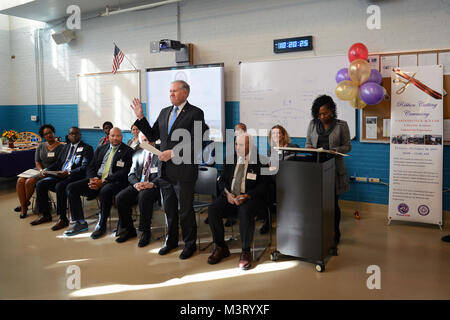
[
  {"xmin": 247, "ymin": 172, "xmax": 257, "ymax": 180},
  {"xmin": 150, "ymin": 167, "xmax": 158, "ymax": 174},
  {"xmin": 77, "ymin": 147, "xmax": 84, "ymax": 152},
  {"xmin": 48, "ymin": 152, "xmax": 55, "ymax": 158},
  {"xmin": 116, "ymin": 160, "xmax": 125, "ymax": 167}
]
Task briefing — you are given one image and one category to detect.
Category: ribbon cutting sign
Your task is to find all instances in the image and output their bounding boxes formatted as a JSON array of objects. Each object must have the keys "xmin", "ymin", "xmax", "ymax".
[{"xmin": 393, "ymin": 68, "xmax": 443, "ymax": 99}]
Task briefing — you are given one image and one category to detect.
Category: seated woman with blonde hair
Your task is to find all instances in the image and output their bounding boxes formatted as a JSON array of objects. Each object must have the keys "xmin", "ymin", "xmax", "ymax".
[{"xmin": 16, "ymin": 124, "xmax": 63, "ymax": 219}]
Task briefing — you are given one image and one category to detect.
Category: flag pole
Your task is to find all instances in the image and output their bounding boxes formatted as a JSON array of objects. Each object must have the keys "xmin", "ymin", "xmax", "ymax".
[{"xmin": 113, "ymin": 42, "xmax": 138, "ymax": 71}]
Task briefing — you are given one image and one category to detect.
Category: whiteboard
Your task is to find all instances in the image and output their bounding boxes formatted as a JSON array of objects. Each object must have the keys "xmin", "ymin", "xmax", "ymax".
[
  {"xmin": 146, "ymin": 63, "xmax": 225, "ymax": 141},
  {"xmin": 78, "ymin": 70, "xmax": 141, "ymax": 130},
  {"xmin": 240, "ymin": 55, "xmax": 356, "ymax": 138}
]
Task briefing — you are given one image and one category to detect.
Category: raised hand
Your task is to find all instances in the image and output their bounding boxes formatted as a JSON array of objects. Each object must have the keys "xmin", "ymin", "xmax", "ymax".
[{"xmin": 130, "ymin": 97, "xmax": 144, "ymax": 120}]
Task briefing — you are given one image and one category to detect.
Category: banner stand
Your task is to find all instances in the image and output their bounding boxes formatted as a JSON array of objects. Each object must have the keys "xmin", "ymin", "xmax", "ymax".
[{"xmin": 388, "ymin": 65, "xmax": 444, "ymax": 229}]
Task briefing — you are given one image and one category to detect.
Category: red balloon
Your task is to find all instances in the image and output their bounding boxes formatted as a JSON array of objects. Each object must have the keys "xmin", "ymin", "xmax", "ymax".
[{"xmin": 348, "ymin": 43, "xmax": 369, "ymax": 63}]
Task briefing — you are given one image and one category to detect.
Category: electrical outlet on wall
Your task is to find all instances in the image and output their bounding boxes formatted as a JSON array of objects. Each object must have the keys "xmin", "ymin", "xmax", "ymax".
[{"xmin": 31, "ymin": 115, "xmax": 38, "ymax": 121}]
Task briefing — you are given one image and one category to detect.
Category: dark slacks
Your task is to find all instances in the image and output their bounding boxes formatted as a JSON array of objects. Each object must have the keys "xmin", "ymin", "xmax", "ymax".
[
  {"xmin": 115, "ymin": 185, "xmax": 160, "ymax": 232},
  {"xmin": 208, "ymin": 196, "xmax": 259, "ymax": 250},
  {"xmin": 66, "ymin": 178, "xmax": 125, "ymax": 224},
  {"xmin": 159, "ymin": 177, "xmax": 196, "ymax": 249},
  {"xmin": 36, "ymin": 176, "xmax": 81, "ymax": 218}
]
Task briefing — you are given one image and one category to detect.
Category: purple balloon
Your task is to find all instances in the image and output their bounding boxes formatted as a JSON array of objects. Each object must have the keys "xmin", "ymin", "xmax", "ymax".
[
  {"xmin": 359, "ymin": 82, "xmax": 384, "ymax": 105},
  {"xmin": 366, "ymin": 69, "xmax": 382, "ymax": 84},
  {"xmin": 336, "ymin": 67, "xmax": 350, "ymax": 83}
]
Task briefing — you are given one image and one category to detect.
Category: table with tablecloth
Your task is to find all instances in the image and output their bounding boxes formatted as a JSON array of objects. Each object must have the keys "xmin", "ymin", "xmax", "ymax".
[{"xmin": 0, "ymin": 148, "xmax": 36, "ymax": 177}]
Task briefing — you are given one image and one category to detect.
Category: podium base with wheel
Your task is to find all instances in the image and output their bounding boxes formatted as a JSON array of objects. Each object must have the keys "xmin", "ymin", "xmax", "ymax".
[{"xmin": 272, "ymin": 154, "xmax": 336, "ymax": 272}]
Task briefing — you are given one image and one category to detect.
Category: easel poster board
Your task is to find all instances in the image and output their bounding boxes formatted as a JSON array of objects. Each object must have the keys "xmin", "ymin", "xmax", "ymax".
[
  {"xmin": 77, "ymin": 70, "xmax": 141, "ymax": 130},
  {"xmin": 360, "ymin": 49, "xmax": 450, "ymax": 143}
]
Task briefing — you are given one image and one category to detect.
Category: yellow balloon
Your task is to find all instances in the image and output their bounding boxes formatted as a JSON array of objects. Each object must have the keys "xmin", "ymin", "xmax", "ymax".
[
  {"xmin": 349, "ymin": 93, "xmax": 367, "ymax": 109},
  {"xmin": 335, "ymin": 80, "xmax": 358, "ymax": 101},
  {"xmin": 348, "ymin": 59, "xmax": 371, "ymax": 85}
]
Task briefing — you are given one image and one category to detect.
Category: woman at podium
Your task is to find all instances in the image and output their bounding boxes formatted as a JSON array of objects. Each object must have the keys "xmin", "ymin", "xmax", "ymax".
[{"xmin": 305, "ymin": 95, "xmax": 351, "ymax": 246}]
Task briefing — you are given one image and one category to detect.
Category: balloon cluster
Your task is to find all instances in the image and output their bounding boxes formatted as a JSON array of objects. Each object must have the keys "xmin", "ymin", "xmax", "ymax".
[{"xmin": 335, "ymin": 43, "xmax": 384, "ymax": 109}]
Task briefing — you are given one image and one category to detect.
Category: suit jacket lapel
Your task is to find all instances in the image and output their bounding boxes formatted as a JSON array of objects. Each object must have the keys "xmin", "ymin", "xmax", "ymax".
[{"xmin": 112, "ymin": 143, "xmax": 124, "ymax": 164}]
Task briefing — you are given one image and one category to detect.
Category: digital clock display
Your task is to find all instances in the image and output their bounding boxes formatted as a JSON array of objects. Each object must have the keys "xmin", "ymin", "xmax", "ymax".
[{"xmin": 274, "ymin": 36, "xmax": 313, "ymax": 53}]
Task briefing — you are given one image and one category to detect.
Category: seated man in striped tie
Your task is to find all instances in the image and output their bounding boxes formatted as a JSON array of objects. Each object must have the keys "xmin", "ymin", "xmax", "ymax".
[
  {"xmin": 207, "ymin": 133, "xmax": 269, "ymax": 270},
  {"xmin": 33, "ymin": 127, "xmax": 94, "ymax": 230},
  {"xmin": 114, "ymin": 132, "xmax": 161, "ymax": 247},
  {"xmin": 65, "ymin": 127, "xmax": 134, "ymax": 238}
]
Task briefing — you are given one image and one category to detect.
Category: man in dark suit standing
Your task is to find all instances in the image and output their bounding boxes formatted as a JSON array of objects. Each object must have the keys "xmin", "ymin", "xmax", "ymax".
[
  {"xmin": 207, "ymin": 133, "xmax": 269, "ymax": 270},
  {"xmin": 65, "ymin": 127, "xmax": 134, "ymax": 238},
  {"xmin": 130, "ymin": 80, "xmax": 207, "ymax": 260},
  {"xmin": 33, "ymin": 127, "xmax": 94, "ymax": 229},
  {"xmin": 115, "ymin": 132, "xmax": 161, "ymax": 247}
]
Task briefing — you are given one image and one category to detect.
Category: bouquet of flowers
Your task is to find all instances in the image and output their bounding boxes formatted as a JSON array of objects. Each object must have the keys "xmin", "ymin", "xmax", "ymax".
[{"xmin": 2, "ymin": 130, "xmax": 20, "ymax": 141}]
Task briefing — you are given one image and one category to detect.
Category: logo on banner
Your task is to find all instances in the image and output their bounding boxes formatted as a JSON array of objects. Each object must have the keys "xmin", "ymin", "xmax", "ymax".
[
  {"xmin": 397, "ymin": 203, "xmax": 410, "ymax": 216},
  {"xmin": 418, "ymin": 205, "xmax": 430, "ymax": 216}
]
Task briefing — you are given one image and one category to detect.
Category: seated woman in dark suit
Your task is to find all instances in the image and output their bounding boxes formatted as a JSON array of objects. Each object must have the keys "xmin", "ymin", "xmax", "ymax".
[
  {"xmin": 126, "ymin": 124, "xmax": 141, "ymax": 151},
  {"xmin": 15, "ymin": 124, "xmax": 63, "ymax": 219},
  {"xmin": 305, "ymin": 95, "xmax": 351, "ymax": 246},
  {"xmin": 260, "ymin": 125, "xmax": 299, "ymax": 234},
  {"xmin": 97, "ymin": 121, "xmax": 113, "ymax": 148}
]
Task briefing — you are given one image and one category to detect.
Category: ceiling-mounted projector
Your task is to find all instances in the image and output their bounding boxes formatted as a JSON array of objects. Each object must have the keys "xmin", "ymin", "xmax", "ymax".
[
  {"xmin": 159, "ymin": 39, "xmax": 184, "ymax": 51},
  {"xmin": 51, "ymin": 30, "xmax": 76, "ymax": 45}
]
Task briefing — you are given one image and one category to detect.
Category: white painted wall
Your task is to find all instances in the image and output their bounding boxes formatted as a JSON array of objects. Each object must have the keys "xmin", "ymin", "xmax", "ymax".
[
  {"xmin": 0, "ymin": 14, "xmax": 11, "ymax": 105},
  {"xmin": 4, "ymin": 0, "xmax": 450, "ymax": 105},
  {"xmin": 9, "ymin": 15, "xmax": 45, "ymax": 105}
]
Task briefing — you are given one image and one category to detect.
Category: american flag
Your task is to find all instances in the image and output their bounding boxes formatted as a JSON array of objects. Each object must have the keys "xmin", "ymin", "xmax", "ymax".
[{"xmin": 112, "ymin": 44, "xmax": 124, "ymax": 74}]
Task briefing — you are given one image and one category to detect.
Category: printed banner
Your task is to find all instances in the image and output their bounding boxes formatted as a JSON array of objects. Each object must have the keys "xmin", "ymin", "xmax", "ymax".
[{"xmin": 388, "ymin": 65, "xmax": 443, "ymax": 226}]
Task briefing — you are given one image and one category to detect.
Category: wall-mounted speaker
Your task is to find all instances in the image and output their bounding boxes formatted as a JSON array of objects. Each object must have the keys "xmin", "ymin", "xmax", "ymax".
[{"xmin": 51, "ymin": 30, "xmax": 76, "ymax": 45}]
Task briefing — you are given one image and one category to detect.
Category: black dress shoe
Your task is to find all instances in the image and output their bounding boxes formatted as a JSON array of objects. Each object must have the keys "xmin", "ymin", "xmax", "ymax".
[
  {"xmin": 138, "ymin": 231, "xmax": 151, "ymax": 247},
  {"xmin": 91, "ymin": 226, "xmax": 106, "ymax": 239},
  {"xmin": 20, "ymin": 213, "xmax": 27, "ymax": 219},
  {"xmin": 158, "ymin": 244, "xmax": 178, "ymax": 255},
  {"xmin": 179, "ymin": 245, "xmax": 196, "ymax": 260},
  {"xmin": 115, "ymin": 229, "xmax": 137, "ymax": 243},
  {"xmin": 14, "ymin": 206, "xmax": 21, "ymax": 212},
  {"xmin": 442, "ymin": 235, "xmax": 450, "ymax": 242}
]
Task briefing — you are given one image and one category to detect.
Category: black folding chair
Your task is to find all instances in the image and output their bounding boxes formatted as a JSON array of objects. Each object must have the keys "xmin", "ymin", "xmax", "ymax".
[{"xmin": 193, "ymin": 166, "xmax": 218, "ymax": 250}]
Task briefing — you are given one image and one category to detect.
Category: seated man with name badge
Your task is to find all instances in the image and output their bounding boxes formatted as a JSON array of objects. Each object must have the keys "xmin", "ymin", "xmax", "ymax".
[
  {"xmin": 115, "ymin": 132, "xmax": 161, "ymax": 247},
  {"xmin": 207, "ymin": 133, "xmax": 269, "ymax": 270},
  {"xmin": 65, "ymin": 127, "xmax": 134, "ymax": 238},
  {"xmin": 34, "ymin": 127, "xmax": 94, "ymax": 230}
]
